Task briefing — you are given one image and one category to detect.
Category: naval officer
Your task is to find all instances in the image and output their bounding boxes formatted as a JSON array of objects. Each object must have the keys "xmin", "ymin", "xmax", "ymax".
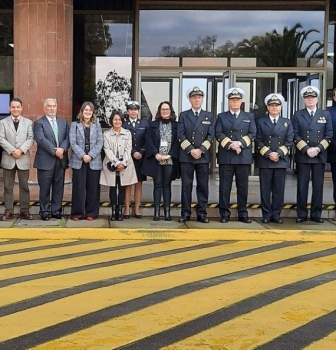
[
  {"xmin": 292, "ymin": 86, "xmax": 332, "ymax": 223},
  {"xmin": 255, "ymin": 93, "xmax": 294, "ymax": 224},
  {"xmin": 177, "ymin": 86, "xmax": 214, "ymax": 223},
  {"xmin": 215, "ymin": 87, "xmax": 256, "ymax": 223}
]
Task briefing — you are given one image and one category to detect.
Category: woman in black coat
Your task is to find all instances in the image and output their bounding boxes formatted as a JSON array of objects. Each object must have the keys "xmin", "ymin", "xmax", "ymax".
[{"xmin": 142, "ymin": 101, "xmax": 180, "ymax": 221}]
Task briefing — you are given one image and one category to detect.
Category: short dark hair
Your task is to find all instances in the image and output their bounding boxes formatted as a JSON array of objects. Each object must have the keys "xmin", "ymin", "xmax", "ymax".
[
  {"xmin": 10, "ymin": 97, "xmax": 23, "ymax": 106},
  {"xmin": 109, "ymin": 110, "xmax": 124, "ymax": 126},
  {"xmin": 155, "ymin": 101, "xmax": 176, "ymax": 121},
  {"xmin": 333, "ymin": 87, "xmax": 336, "ymax": 97}
]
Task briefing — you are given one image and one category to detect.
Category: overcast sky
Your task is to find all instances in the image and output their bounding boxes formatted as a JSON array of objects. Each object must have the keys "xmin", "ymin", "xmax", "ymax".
[{"xmin": 139, "ymin": 10, "xmax": 325, "ymax": 56}]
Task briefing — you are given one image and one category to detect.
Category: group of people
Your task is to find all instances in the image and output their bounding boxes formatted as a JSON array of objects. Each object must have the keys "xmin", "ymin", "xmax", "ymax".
[{"xmin": 0, "ymin": 84, "xmax": 334, "ymax": 224}]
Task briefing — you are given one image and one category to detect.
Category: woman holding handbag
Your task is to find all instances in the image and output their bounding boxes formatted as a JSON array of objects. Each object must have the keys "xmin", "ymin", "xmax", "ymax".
[{"xmin": 100, "ymin": 110, "xmax": 137, "ymax": 221}]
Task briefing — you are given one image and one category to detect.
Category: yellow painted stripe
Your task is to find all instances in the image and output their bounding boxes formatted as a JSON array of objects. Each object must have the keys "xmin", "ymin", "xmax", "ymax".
[
  {"xmin": 173, "ymin": 280, "xmax": 336, "ymax": 349},
  {"xmin": 30, "ymin": 246, "xmax": 336, "ymax": 349}
]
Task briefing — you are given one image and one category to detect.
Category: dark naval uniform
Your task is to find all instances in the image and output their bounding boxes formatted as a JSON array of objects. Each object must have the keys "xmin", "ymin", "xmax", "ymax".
[
  {"xmin": 177, "ymin": 109, "xmax": 214, "ymax": 219},
  {"xmin": 215, "ymin": 110, "xmax": 256, "ymax": 220},
  {"xmin": 123, "ymin": 118, "xmax": 148, "ymax": 182},
  {"xmin": 327, "ymin": 104, "xmax": 336, "ymax": 206},
  {"xmin": 255, "ymin": 116, "xmax": 294, "ymax": 221},
  {"xmin": 293, "ymin": 108, "xmax": 332, "ymax": 220}
]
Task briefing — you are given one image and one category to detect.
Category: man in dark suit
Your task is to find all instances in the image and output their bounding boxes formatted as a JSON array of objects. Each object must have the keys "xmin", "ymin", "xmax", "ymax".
[
  {"xmin": 255, "ymin": 93, "xmax": 294, "ymax": 224},
  {"xmin": 327, "ymin": 87, "xmax": 336, "ymax": 220},
  {"xmin": 33, "ymin": 98, "xmax": 69, "ymax": 220},
  {"xmin": 0, "ymin": 98, "xmax": 34, "ymax": 221},
  {"xmin": 293, "ymin": 86, "xmax": 333, "ymax": 223},
  {"xmin": 215, "ymin": 87, "xmax": 256, "ymax": 223},
  {"xmin": 177, "ymin": 86, "xmax": 214, "ymax": 223}
]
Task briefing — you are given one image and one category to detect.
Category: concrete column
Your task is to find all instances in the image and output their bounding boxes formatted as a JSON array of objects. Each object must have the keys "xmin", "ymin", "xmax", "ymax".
[{"xmin": 13, "ymin": 0, "xmax": 73, "ymax": 182}]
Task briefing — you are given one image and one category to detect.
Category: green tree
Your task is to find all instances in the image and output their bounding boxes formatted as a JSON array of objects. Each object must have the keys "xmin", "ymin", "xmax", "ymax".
[{"xmin": 234, "ymin": 23, "xmax": 323, "ymax": 67}]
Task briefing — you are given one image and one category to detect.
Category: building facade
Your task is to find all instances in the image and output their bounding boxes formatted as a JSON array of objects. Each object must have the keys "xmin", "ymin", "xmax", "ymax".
[{"xmin": 0, "ymin": 0, "xmax": 335, "ymax": 172}]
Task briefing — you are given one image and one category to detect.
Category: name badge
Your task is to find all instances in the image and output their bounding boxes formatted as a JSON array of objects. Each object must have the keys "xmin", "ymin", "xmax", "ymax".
[
  {"xmin": 317, "ymin": 120, "xmax": 326, "ymax": 123},
  {"xmin": 202, "ymin": 121, "xmax": 211, "ymax": 124},
  {"xmin": 160, "ymin": 140, "xmax": 168, "ymax": 147},
  {"xmin": 242, "ymin": 120, "xmax": 251, "ymax": 123}
]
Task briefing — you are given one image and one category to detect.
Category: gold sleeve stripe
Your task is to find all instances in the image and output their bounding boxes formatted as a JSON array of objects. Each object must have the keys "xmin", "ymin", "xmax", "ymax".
[
  {"xmin": 202, "ymin": 140, "xmax": 211, "ymax": 150},
  {"xmin": 320, "ymin": 139, "xmax": 329, "ymax": 149},
  {"xmin": 279, "ymin": 146, "xmax": 288, "ymax": 155},
  {"xmin": 260, "ymin": 146, "xmax": 270, "ymax": 156},
  {"xmin": 220, "ymin": 137, "xmax": 231, "ymax": 148},
  {"xmin": 181, "ymin": 140, "xmax": 191, "ymax": 150},
  {"xmin": 296, "ymin": 140, "xmax": 307, "ymax": 151},
  {"xmin": 242, "ymin": 136, "xmax": 251, "ymax": 147}
]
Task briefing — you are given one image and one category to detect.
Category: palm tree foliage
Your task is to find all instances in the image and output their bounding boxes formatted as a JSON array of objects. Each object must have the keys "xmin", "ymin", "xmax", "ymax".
[{"xmin": 235, "ymin": 22, "xmax": 323, "ymax": 67}]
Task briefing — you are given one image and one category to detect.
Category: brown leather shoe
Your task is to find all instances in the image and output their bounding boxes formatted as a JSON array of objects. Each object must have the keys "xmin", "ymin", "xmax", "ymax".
[
  {"xmin": 1, "ymin": 212, "xmax": 13, "ymax": 221},
  {"xmin": 20, "ymin": 211, "xmax": 33, "ymax": 220}
]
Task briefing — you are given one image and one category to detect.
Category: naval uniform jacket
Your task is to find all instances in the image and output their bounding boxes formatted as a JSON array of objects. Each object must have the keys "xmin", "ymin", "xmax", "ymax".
[
  {"xmin": 292, "ymin": 108, "xmax": 332, "ymax": 164},
  {"xmin": 215, "ymin": 111, "xmax": 256, "ymax": 164},
  {"xmin": 255, "ymin": 116, "xmax": 294, "ymax": 169},
  {"xmin": 177, "ymin": 109, "xmax": 214, "ymax": 163},
  {"xmin": 123, "ymin": 118, "xmax": 148, "ymax": 180}
]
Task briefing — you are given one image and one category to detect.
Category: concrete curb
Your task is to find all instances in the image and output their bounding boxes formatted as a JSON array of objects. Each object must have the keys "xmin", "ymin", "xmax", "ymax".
[{"xmin": 2, "ymin": 228, "xmax": 336, "ymax": 242}]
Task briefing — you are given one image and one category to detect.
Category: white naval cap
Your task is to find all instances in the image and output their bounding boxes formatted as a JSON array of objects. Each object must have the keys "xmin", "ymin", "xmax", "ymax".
[
  {"xmin": 264, "ymin": 93, "xmax": 285, "ymax": 106},
  {"xmin": 225, "ymin": 87, "xmax": 246, "ymax": 99},
  {"xmin": 300, "ymin": 86, "xmax": 320, "ymax": 98},
  {"xmin": 186, "ymin": 86, "xmax": 204, "ymax": 98}
]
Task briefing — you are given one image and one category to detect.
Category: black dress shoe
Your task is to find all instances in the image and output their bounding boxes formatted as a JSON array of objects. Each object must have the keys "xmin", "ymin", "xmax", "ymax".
[
  {"xmin": 52, "ymin": 213, "xmax": 63, "ymax": 219},
  {"xmin": 238, "ymin": 217, "xmax": 252, "ymax": 224},
  {"xmin": 296, "ymin": 217, "xmax": 307, "ymax": 223},
  {"xmin": 311, "ymin": 217, "xmax": 324, "ymax": 223},
  {"xmin": 197, "ymin": 216, "xmax": 209, "ymax": 223},
  {"xmin": 261, "ymin": 218, "xmax": 270, "ymax": 224},
  {"xmin": 271, "ymin": 218, "xmax": 283, "ymax": 224},
  {"xmin": 220, "ymin": 217, "xmax": 230, "ymax": 223},
  {"xmin": 40, "ymin": 215, "xmax": 50, "ymax": 221},
  {"xmin": 134, "ymin": 214, "xmax": 142, "ymax": 219},
  {"xmin": 178, "ymin": 216, "xmax": 190, "ymax": 223},
  {"xmin": 124, "ymin": 215, "xmax": 130, "ymax": 219}
]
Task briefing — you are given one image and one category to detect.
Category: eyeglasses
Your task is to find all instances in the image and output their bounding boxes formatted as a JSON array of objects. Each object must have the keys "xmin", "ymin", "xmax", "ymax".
[{"xmin": 161, "ymin": 108, "xmax": 171, "ymax": 111}]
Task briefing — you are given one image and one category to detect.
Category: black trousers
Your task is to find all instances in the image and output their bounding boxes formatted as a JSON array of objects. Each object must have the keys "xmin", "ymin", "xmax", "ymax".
[
  {"xmin": 259, "ymin": 168, "xmax": 286, "ymax": 220},
  {"xmin": 153, "ymin": 165, "xmax": 173, "ymax": 207},
  {"xmin": 109, "ymin": 175, "xmax": 125, "ymax": 206},
  {"xmin": 330, "ymin": 162, "xmax": 336, "ymax": 204},
  {"xmin": 296, "ymin": 163, "xmax": 325, "ymax": 219},
  {"xmin": 37, "ymin": 159, "xmax": 65, "ymax": 216},
  {"xmin": 219, "ymin": 164, "xmax": 249, "ymax": 219},
  {"xmin": 71, "ymin": 163, "xmax": 100, "ymax": 219},
  {"xmin": 180, "ymin": 162, "xmax": 209, "ymax": 217}
]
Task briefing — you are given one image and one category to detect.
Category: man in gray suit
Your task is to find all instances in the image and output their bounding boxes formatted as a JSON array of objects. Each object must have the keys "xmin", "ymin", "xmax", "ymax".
[
  {"xmin": 33, "ymin": 98, "xmax": 69, "ymax": 220},
  {"xmin": 0, "ymin": 98, "xmax": 34, "ymax": 220}
]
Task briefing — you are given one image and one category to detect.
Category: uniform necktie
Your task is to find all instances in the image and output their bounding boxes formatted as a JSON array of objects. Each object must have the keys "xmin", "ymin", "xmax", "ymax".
[
  {"xmin": 233, "ymin": 113, "xmax": 237, "ymax": 118},
  {"xmin": 13, "ymin": 119, "xmax": 19, "ymax": 131},
  {"xmin": 51, "ymin": 119, "xmax": 59, "ymax": 147},
  {"xmin": 310, "ymin": 111, "xmax": 314, "ymax": 118},
  {"xmin": 195, "ymin": 111, "xmax": 198, "ymax": 117},
  {"xmin": 273, "ymin": 118, "xmax": 277, "ymax": 125},
  {"xmin": 132, "ymin": 120, "xmax": 136, "ymax": 128}
]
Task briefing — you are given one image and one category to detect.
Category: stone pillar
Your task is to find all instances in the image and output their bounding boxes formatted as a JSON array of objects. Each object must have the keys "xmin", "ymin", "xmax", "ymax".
[{"xmin": 13, "ymin": 0, "xmax": 73, "ymax": 182}]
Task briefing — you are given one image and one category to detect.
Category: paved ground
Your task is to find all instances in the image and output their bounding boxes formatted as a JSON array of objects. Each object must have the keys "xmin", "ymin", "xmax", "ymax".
[{"xmin": 1, "ymin": 233, "xmax": 336, "ymax": 349}]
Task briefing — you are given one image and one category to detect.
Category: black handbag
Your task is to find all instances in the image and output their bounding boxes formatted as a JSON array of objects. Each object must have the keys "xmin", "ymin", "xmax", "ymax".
[{"xmin": 106, "ymin": 162, "xmax": 117, "ymax": 172}]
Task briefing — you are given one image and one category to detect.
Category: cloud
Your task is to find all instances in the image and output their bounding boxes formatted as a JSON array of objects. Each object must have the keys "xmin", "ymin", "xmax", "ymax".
[{"xmin": 139, "ymin": 10, "xmax": 325, "ymax": 56}]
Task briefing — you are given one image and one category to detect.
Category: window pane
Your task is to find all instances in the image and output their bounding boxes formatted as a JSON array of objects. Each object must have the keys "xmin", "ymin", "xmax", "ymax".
[
  {"xmin": 73, "ymin": 14, "xmax": 133, "ymax": 121},
  {"xmin": 139, "ymin": 9, "xmax": 325, "ymax": 67}
]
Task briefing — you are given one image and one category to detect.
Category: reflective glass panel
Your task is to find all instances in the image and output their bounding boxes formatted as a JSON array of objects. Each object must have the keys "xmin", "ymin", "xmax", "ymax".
[
  {"xmin": 73, "ymin": 14, "xmax": 133, "ymax": 124},
  {"xmin": 139, "ymin": 10, "xmax": 325, "ymax": 67}
]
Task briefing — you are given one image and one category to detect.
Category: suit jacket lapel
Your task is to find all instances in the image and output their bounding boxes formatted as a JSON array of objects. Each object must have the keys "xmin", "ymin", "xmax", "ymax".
[
  {"xmin": 44, "ymin": 116, "xmax": 57, "ymax": 145},
  {"xmin": 186, "ymin": 109, "xmax": 196, "ymax": 126},
  {"xmin": 6, "ymin": 117, "xmax": 16, "ymax": 134},
  {"xmin": 77, "ymin": 122, "xmax": 85, "ymax": 140}
]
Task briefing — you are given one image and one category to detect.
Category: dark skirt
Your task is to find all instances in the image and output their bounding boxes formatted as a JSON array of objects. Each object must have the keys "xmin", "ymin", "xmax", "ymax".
[{"xmin": 134, "ymin": 158, "xmax": 147, "ymax": 182}]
